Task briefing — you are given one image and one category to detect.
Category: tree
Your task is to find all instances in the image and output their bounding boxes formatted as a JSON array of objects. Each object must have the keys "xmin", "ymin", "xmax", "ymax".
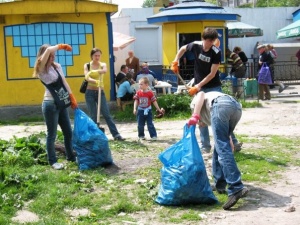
[
  {"xmin": 255, "ymin": 0, "xmax": 300, "ymax": 7},
  {"xmin": 142, "ymin": 0, "xmax": 156, "ymax": 8}
]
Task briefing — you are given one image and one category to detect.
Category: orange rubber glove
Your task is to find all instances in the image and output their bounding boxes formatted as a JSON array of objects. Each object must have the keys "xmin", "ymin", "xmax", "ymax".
[
  {"xmin": 57, "ymin": 44, "xmax": 72, "ymax": 51},
  {"xmin": 187, "ymin": 113, "xmax": 200, "ymax": 127},
  {"xmin": 188, "ymin": 86, "xmax": 199, "ymax": 96},
  {"xmin": 69, "ymin": 93, "xmax": 78, "ymax": 109},
  {"xmin": 171, "ymin": 61, "xmax": 179, "ymax": 74}
]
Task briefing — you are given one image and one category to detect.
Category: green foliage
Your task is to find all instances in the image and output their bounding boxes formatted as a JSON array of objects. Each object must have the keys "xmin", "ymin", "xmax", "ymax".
[
  {"xmin": 113, "ymin": 94, "xmax": 192, "ymax": 122},
  {"xmin": 205, "ymin": 0, "xmax": 300, "ymax": 7},
  {"xmin": 238, "ymin": 3, "xmax": 253, "ymax": 8},
  {"xmin": 0, "ymin": 117, "xmax": 44, "ymax": 125},
  {"xmin": 0, "ymin": 133, "xmax": 48, "ymax": 167},
  {"xmin": 256, "ymin": 0, "xmax": 300, "ymax": 7},
  {"xmin": 205, "ymin": 0, "xmax": 218, "ymax": 5},
  {"xmin": 156, "ymin": 94, "xmax": 192, "ymax": 117},
  {"xmin": 142, "ymin": 0, "xmax": 156, "ymax": 7},
  {"xmin": 240, "ymin": 100, "xmax": 262, "ymax": 108}
]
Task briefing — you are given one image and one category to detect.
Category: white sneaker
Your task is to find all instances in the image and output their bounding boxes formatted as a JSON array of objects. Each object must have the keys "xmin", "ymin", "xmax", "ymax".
[
  {"xmin": 151, "ymin": 137, "xmax": 157, "ymax": 141},
  {"xmin": 52, "ymin": 162, "xmax": 64, "ymax": 170}
]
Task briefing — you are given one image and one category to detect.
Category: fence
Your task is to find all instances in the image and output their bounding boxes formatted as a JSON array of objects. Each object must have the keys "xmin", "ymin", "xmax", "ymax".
[
  {"xmin": 162, "ymin": 59, "xmax": 300, "ymax": 84},
  {"xmin": 161, "ymin": 60, "xmax": 300, "ymax": 99}
]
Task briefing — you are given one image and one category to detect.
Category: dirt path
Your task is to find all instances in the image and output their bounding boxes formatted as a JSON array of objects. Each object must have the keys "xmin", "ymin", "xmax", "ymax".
[{"xmin": 1, "ymin": 99, "xmax": 300, "ymax": 224}]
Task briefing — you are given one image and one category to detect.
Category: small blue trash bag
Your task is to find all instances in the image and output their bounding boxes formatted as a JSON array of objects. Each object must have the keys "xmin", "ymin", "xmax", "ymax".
[
  {"xmin": 155, "ymin": 124, "xmax": 218, "ymax": 206},
  {"xmin": 72, "ymin": 108, "xmax": 113, "ymax": 170},
  {"xmin": 258, "ymin": 62, "xmax": 272, "ymax": 85}
]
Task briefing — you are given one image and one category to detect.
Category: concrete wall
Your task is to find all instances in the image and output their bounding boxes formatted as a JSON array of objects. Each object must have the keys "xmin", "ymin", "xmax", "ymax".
[{"xmin": 112, "ymin": 8, "xmax": 162, "ymax": 70}]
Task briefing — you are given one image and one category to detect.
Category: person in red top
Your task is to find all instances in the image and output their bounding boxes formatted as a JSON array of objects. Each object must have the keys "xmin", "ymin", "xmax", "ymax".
[{"xmin": 133, "ymin": 77, "xmax": 163, "ymax": 140}]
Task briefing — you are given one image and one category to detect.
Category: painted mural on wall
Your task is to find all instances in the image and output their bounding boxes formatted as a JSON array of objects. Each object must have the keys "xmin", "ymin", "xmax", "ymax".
[{"xmin": 4, "ymin": 22, "xmax": 94, "ymax": 80}]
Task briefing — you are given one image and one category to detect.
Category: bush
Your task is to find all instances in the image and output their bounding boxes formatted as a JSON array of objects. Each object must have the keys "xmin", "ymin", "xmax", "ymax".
[{"xmin": 113, "ymin": 94, "xmax": 192, "ymax": 122}]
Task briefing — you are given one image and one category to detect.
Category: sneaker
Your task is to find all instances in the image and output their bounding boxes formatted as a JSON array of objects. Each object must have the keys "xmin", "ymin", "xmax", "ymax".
[
  {"xmin": 223, "ymin": 187, "xmax": 249, "ymax": 210},
  {"xmin": 114, "ymin": 135, "xmax": 125, "ymax": 141},
  {"xmin": 211, "ymin": 184, "xmax": 227, "ymax": 194},
  {"xmin": 151, "ymin": 137, "xmax": 157, "ymax": 141},
  {"xmin": 234, "ymin": 142, "xmax": 243, "ymax": 152},
  {"xmin": 279, "ymin": 85, "xmax": 288, "ymax": 93},
  {"xmin": 201, "ymin": 147, "xmax": 211, "ymax": 153},
  {"xmin": 52, "ymin": 162, "xmax": 64, "ymax": 170},
  {"xmin": 138, "ymin": 137, "xmax": 146, "ymax": 141}
]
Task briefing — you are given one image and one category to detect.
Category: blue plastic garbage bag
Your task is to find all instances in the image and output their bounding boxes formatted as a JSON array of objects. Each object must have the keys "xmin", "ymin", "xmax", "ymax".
[
  {"xmin": 156, "ymin": 124, "xmax": 218, "ymax": 206},
  {"xmin": 72, "ymin": 108, "xmax": 113, "ymax": 170},
  {"xmin": 258, "ymin": 62, "xmax": 272, "ymax": 85}
]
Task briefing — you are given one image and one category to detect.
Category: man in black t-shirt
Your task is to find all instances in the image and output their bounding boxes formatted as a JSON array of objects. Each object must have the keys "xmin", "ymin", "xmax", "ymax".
[{"xmin": 172, "ymin": 28, "xmax": 242, "ymax": 154}]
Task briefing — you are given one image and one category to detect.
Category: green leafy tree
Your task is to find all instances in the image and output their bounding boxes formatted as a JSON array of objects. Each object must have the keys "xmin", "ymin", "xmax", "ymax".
[
  {"xmin": 206, "ymin": 0, "xmax": 300, "ymax": 7},
  {"xmin": 142, "ymin": 0, "xmax": 157, "ymax": 7},
  {"xmin": 254, "ymin": 0, "xmax": 300, "ymax": 7}
]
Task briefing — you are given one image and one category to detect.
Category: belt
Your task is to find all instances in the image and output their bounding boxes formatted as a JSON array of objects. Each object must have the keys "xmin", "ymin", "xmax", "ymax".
[{"xmin": 211, "ymin": 95, "xmax": 234, "ymax": 105}]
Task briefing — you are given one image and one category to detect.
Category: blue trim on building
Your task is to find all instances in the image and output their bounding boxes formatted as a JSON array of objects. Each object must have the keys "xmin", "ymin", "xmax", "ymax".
[
  {"xmin": 106, "ymin": 12, "xmax": 116, "ymax": 101},
  {"xmin": 147, "ymin": 1, "xmax": 240, "ymax": 24},
  {"xmin": 148, "ymin": 14, "xmax": 239, "ymax": 24}
]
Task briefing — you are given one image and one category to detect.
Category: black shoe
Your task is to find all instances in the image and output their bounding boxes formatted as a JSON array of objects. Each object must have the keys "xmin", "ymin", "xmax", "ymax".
[
  {"xmin": 114, "ymin": 135, "xmax": 125, "ymax": 141},
  {"xmin": 223, "ymin": 187, "xmax": 249, "ymax": 210},
  {"xmin": 211, "ymin": 184, "xmax": 227, "ymax": 194}
]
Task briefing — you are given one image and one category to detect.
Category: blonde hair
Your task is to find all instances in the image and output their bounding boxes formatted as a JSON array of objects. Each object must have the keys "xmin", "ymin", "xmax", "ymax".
[
  {"xmin": 32, "ymin": 44, "xmax": 57, "ymax": 78},
  {"xmin": 139, "ymin": 77, "xmax": 149, "ymax": 85}
]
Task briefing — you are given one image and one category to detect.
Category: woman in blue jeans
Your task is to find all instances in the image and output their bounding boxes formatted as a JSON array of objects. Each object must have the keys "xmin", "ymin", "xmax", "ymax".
[
  {"xmin": 188, "ymin": 91, "xmax": 248, "ymax": 210},
  {"xmin": 33, "ymin": 43, "xmax": 78, "ymax": 170},
  {"xmin": 84, "ymin": 48, "xmax": 124, "ymax": 141}
]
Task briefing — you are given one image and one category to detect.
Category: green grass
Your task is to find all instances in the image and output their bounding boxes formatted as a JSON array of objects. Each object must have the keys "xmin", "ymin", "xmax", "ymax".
[{"xmin": 1, "ymin": 131, "xmax": 300, "ymax": 224}]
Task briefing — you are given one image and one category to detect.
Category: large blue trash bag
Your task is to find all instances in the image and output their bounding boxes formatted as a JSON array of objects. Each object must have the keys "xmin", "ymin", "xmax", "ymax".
[
  {"xmin": 156, "ymin": 124, "xmax": 218, "ymax": 206},
  {"xmin": 72, "ymin": 108, "xmax": 113, "ymax": 170}
]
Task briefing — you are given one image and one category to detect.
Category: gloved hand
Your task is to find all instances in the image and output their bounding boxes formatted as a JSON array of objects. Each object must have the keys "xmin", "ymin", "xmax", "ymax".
[
  {"xmin": 69, "ymin": 93, "xmax": 78, "ymax": 109},
  {"xmin": 57, "ymin": 44, "xmax": 72, "ymax": 51},
  {"xmin": 188, "ymin": 86, "xmax": 199, "ymax": 96},
  {"xmin": 171, "ymin": 61, "xmax": 179, "ymax": 74},
  {"xmin": 187, "ymin": 113, "xmax": 200, "ymax": 127}
]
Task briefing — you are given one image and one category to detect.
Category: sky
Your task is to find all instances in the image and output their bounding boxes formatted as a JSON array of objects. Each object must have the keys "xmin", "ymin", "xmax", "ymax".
[{"xmin": 111, "ymin": 0, "xmax": 144, "ymax": 10}]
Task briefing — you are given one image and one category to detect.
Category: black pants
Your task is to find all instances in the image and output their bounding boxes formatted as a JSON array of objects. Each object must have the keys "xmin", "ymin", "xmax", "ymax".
[{"xmin": 121, "ymin": 93, "xmax": 134, "ymax": 101}]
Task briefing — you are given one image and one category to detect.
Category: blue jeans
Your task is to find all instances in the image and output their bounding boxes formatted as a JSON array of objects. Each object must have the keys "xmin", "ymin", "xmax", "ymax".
[
  {"xmin": 42, "ymin": 100, "xmax": 75, "ymax": 165},
  {"xmin": 137, "ymin": 109, "xmax": 157, "ymax": 138},
  {"xmin": 85, "ymin": 89, "xmax": 120, "ymax": 138},
  {"xmin": 199, "ymin": 85, "xmax": 222, "ymax": 149},
  {"xmin": 210, "ymin": 95, "xmax": 244, "ymax": 196}
]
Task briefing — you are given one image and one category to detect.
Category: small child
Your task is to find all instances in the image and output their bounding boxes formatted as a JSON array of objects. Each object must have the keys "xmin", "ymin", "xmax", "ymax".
[{"xmin": 133, "ymin": 77, "xmax": 163, "ymax": 140}]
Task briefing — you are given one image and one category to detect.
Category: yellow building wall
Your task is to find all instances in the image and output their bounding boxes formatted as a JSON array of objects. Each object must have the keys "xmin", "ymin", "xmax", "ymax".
[
  {"xmin": 162, "ymin": 21, "xmax": 226, "ymax": 67},
  {"xmin": 0, "ymin": 11, "xmax": 115, "ymax": 107}
]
